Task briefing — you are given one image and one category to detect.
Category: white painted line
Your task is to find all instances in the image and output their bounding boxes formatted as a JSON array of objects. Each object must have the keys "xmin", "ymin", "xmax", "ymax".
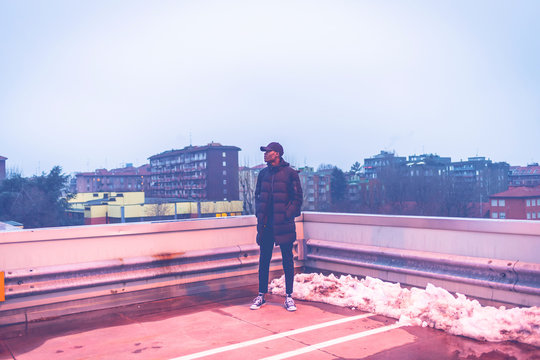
[
  {"xmin": 171, "ymin": 313, "xmax": 375, "ymax": 360},
  {"xmin": 260, "ymin": 322, "xmax": 404, "ymax": 360}
]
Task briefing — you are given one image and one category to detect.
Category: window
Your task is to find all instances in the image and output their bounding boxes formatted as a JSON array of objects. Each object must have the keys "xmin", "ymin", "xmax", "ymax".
[
  {"xmin": 223, "ymin": 179, "xmax": 227, "ymax": 185},
  {"xmin": 533, "ymin": 199, "xmax": 537, "ymax": 207},
  {"xmin": 491, "ymin": 199, "xmax": 497, "ymax": 206},
  {"xmin": 526, "ymin": 200, "xmax": 531, "ymax": 207},
  {"xmin": 223, "ymin": 161, "xmax": 227, "ymax": 166},
  {"xmin": 533, "ymin": 212, "xmax": 537, "ymax": 219},
  {"xmin": 499, "ymin": 199, "xmax": 505, "ymax": 207},
  {"xmin": 223, "ymin": 189, "xmax": 227, "ymax": 194},
  {"xmin": 527, "ymin": 213, "xmax": 531, "ymax": 219},
  {"xmin": 222, "ymin": 152, "xmax": 226, "ymax": 157},
  {"xmin": 223, "ymin": 170, "xmax": 227, "ymax": 176},
  {"xmin": 499, "ymin": 212, "xmax": 506, "ymax": 219},
  {"xmin": 492, "ymin": 212, "xmax": 498, "ymax": 219}
]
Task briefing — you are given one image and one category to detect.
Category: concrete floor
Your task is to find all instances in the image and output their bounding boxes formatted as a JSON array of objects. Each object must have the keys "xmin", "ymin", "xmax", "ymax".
[{"xmin": 0, "ymin": 287, "xmax": 538, "ymax": 360}]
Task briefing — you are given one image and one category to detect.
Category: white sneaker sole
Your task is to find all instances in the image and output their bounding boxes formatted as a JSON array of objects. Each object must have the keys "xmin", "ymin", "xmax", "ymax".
[{"xmin": 250, "ymin": 302, "xmax": 265, "ymax": 310}]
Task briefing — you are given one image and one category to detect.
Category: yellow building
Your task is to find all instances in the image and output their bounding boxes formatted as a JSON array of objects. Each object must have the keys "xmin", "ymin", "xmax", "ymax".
[{"xmin": 68, "ymin": 192, "xmax": 243, "ymax": 225}]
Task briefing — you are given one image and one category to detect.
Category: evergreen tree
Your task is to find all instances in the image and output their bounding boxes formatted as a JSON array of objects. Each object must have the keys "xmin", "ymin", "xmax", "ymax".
[
  {"xmin": 330, "ymin": 167, "xmax": 346, "ymax": 204},
  {"xmin": 0, "ymin": 166, "xmax": 76, "ymax": 228}
]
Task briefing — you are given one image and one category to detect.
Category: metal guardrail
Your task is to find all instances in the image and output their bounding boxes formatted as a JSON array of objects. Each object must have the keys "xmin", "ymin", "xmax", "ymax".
[
  {"xmin": 304, "ymin": 239, "xmax": 540, "ymax": 298},
  {"xmin": 2, "ymin": 244, "xmax": 281, "ymax": 301}
]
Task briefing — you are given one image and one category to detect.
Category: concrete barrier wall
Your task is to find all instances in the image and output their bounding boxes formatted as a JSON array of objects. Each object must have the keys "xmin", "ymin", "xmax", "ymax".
[
  {"xmin": 0, "ymin": 212, "xmax": 539, "ymax": 328},
  {"xmin": 0, "ymin": 216, "xmax": 260, "ymax": 270},
  {"xmin": 301, "ymin": 212, "xmax": 540, "ymax": 306},
  {"xmin": 0, "ymin": 216, "xmax": 304, "ymax": 327},
  {"xmin": 301, "ymin": 212, "xmax": 540, "ymax": 262}
]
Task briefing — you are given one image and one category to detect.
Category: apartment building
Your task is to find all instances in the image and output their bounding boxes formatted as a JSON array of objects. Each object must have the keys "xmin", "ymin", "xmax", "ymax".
[
  {"xmin": 75, "ymin": 164, "xmax": 151, "ymax": 193},
  {"xmin": 148, "ymin": 142, "xmax": 240, "ymax": 201},
  {"xmin": 298, "ymin": 166, "xmax": 331, "ymax": 211},
  {"xmin": 509, "ymin": 164, "xmax": 540, "ymax": 187},
  {"xmin": 363, "ymin": 151, "xmax": 406, "ymax": 179},
  {"xmin": 449, "ymin": 157, "xmax": 509, "ymax": 201}
]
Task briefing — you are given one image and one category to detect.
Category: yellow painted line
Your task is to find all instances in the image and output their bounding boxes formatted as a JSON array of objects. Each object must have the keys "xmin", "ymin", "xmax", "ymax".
[
  {"xmin": 172, "ymin": 313, "xmax": 375, "ymax": 360},
  {"xmin": 0, "ymin": 271, "xmax": 4, "ymax": 302}
]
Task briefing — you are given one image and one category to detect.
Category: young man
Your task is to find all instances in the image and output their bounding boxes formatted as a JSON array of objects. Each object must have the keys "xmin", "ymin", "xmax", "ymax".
[{"xmin": 250, "ymin": 142, "xmax": 303, "ymax": 311}]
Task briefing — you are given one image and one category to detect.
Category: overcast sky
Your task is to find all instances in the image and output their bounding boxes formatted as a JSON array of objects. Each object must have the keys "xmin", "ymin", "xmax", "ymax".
[{"xmin": 1, "ymin": 0, "xmax": 539, "ymax": 176}]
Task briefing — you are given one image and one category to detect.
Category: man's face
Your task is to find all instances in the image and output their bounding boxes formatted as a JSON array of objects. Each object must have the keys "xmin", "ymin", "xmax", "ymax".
[{"xmin": 264, "ymin": 150, "xmax": 279, "ymax": 164}]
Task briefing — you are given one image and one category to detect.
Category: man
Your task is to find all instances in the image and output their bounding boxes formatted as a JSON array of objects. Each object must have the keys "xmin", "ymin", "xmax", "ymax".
[{"xmin": 250, "ymin": 142, "xmax": 303, "ymax": 311}]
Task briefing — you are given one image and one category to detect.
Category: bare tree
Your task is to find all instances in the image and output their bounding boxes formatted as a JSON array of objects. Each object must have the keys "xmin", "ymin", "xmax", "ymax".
[
  {"xmin": 239, "ymin": 166, "xmax": 257, "ymax": 215},
  {"xmin": 145, "ymin": 201, "xmax": 173, "ymax": 219}
]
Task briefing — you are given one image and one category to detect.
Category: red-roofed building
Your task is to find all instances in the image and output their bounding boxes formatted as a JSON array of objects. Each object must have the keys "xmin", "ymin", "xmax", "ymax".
[
  {"xmin": 509, "ymin": 164, "xmax": 540, "ymax": 187},
  {"xmin": 75, "ymin": 164, "xmax": 151, "ymax": 193},
  {"xmin": 489, "ymin": 186, "xmax": 540, "ymax": 220}
]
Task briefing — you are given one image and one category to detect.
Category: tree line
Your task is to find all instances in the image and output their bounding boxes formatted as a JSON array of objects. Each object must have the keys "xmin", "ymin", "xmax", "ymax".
[
  {"xmin": 0, "ymin": 166, "xmax": 77, "ymax": 228},
  {"xmin": 328, "ymin": 164, "xmax": 497, "ymax": 218}
]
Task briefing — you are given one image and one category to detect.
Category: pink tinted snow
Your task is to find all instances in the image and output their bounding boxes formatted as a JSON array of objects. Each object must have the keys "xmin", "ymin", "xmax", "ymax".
[{"xmin": 269, "ymin": 273, "xmax": 540, "ymax": 347}]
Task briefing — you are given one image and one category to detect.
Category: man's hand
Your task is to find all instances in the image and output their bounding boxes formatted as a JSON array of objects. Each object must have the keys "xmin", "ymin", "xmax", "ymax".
[{"xmin": 256, "ymin": 233, "xmax": 261, "ymax": 246}]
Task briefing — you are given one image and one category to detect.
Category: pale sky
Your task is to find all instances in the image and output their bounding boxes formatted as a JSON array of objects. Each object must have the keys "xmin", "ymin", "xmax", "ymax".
[{"xmin": 1, "ymin": 0, "xmax": 539, "ymax": 176}]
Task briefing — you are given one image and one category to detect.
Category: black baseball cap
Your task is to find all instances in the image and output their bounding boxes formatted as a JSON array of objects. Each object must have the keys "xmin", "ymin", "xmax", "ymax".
[{"xmin": 260, "ymin": 142, "xmax": 284, "ymax": 156}]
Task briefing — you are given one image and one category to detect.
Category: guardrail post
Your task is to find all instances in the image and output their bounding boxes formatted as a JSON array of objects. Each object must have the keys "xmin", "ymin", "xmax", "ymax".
[
  {"xmin": 297, "ymin": 238, "xmax": 307, "ymax": 261},
  {"xmin": 1, "ymin": 271, "xmax": 4, "ymax": 302}
]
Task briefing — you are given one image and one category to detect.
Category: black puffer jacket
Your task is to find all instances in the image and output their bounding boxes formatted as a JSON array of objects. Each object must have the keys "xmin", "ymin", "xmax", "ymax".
[{"xmin": 255, "ymin": 159, "xmax": 303, "ymax": 245}]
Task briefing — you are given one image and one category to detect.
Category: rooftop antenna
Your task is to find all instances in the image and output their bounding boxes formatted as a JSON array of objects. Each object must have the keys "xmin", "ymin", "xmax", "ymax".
[{"xmin": 189, "ymin": 130, "xmax": 192, "ymax": 146}]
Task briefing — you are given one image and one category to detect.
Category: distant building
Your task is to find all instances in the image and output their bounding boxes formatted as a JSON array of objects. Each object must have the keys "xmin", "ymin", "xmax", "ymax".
[
  {"xmin": 67, "ymin": 191, "xmax": 243, "ymax": 225},
  {"xmin": 345, "ymin": 172, "xmax": 370, "ymax": 203},
  {"xmin": 449, "ymin": 157, "xmax": 509, "ymax": 201},
  {"xmin": 364, "ymin": 151, "xmax": 406, "ymax": 179},
  {"xmin": 489, "ymin": 186, "xmax": 540, "ymax": 220},
  {"xmin": 75, "ymin": 164, "xmax": 151, "ymax": 193},
  {"xmin": 298, "ymin": 166, "xmax": 331, "ymax": 211},
  {"xmin": 148, "ymin": 142, "xmax": 240, "ymax": 201},
  {"xmin": 406, "ymin": 154, "xmax": 451, "ymax": 177},
  {"xmin": 0, "ymin": 156, "xmax": 6, "ymax": 182},
  {"xmin": 508, "ymin": 164, "xmax": 540, "ymax": 187}
]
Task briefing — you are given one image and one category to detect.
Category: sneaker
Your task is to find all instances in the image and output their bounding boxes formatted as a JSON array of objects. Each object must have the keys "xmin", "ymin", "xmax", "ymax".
[
  {"xmin": 284, "ymin": 296, "xmax": 297, "ymax": 312},
  {"xmin": 250, "ymin": 295, "xmax": 266, "ymax": 310}
]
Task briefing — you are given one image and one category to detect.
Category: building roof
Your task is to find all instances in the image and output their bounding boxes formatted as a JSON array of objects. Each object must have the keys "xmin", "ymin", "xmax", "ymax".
[
  {"xmin": 148, "ymin": 143, "xmax": 241, "ymax": 160},
  {"xmin": 0, "ymin": 156, "xmax": 7, "ymax": 160},
  {"xmin": 76, "ymin": 164, "xmax": 151, "ymax": 177},
  {"xmin": 490, "ymin": 186, "xmax": 540, "ymax": 198},
  {"xmin": 509, "ymin": 165, "xmax": 540, "ymax": 176}
]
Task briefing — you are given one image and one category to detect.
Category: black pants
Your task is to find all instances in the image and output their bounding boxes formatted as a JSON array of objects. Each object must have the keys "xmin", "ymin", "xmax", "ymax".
[{"xmin": 258, "ymin": 227, "xmax": 294, "ymax": 295}]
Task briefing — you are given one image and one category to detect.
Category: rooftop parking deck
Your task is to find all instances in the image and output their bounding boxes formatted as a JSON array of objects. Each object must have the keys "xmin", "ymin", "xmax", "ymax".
[{"xmin": 1, "ymin": 285, "xmax": 539, "ymax": 360}]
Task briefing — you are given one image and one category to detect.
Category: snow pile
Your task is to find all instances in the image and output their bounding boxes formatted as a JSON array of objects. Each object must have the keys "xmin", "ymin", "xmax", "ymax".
[{"xmin": 269, "ymin": 273, "xmax": 540, "ymax": 347}]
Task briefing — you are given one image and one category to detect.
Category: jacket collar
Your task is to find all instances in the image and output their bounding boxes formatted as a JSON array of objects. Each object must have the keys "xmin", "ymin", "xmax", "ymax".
[{"xmin": 268, "ymin": 158, "xmax": 289, "ymax": 169}]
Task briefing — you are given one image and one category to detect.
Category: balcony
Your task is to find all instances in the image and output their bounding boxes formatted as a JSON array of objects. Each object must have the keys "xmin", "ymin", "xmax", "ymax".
[{"xmin": 1, "ymin": 213, "xmax": 539, "ymax": 357}]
